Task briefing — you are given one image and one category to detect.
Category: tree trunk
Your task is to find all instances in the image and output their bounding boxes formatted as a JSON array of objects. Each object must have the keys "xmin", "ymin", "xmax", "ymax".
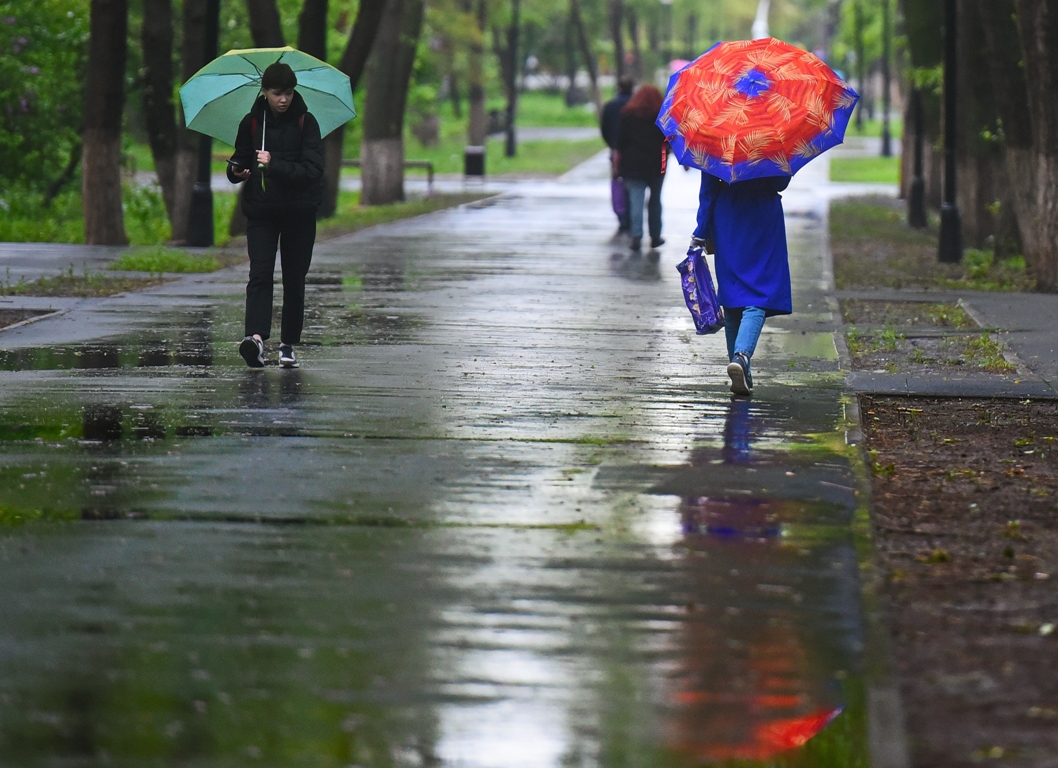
[
  {"xmin": 170, "ymin": 0, "xmax": 209, "ymax": 244},
  {"xmin": 901, "ymin": 0, "xmax": 943, "ymax": 209},
  {"xmin": 246, "ymin": 0, "xmax": 285, "ymax": 47},
  {"xmin": 317, "ymin": 0, "xmax": 386, "ymax": 218},
  {"xmin": 298, "ymin": 0, "xmax": 328, "ymax": 57},
  {"xmin": 141, "ymin": 0, "xmax": 179, "ymax": 227},
  {"xmin": 467, "ymin": 0, "xmax": 488, "ymax": 146},
  {"xmin": 1012, "ymin": 0, "xmax": 1058, "ymax": 291},
  {"xmin": 570, "ymin": 0, "xmax": 600, "ymax": 114},
  {"xmin": 955, "ymin": 0, "xmax": 1002, "ymax": 248},
  {"xmin": 503, "ymin": 0, "xmax": 519, "ymax": 157},
  {"xmin": 626, "ymin": 8, "xmax": 642, "ymax": 82},
  {"xmin": 83, "ymin": 0, "xmax": 128, "ymax": 245},
  {"xmin": 360, "ymin": 0, "xmax": 425, "ymax": 205},
  {"xmin": 609, "ymin": 0, "xmax": 625, "ymax": 79}
]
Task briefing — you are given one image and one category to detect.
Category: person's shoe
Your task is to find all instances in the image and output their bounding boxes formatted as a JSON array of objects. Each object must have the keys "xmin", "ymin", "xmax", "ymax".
[
  {"xmin": 239, "ymin": 336, "xmax": 265, "ymax": 368},
  {"xmin": 630, "ymin": 236, "xmax": 642, "ymax": 250},
  {"xmin": 278, "ymin": 344, "xmax": 299, "ymax": 369},
  {"xmin": 727, "ymin": 352, "xmax": 753, "ymax": 397},
  {"xmin": 650, "ymin": 236, "xmax": 665, "ymax": 248}
]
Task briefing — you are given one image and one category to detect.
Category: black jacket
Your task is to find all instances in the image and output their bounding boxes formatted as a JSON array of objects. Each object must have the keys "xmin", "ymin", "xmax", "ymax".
[
  {"xmin": 600, "ymin": 93, "xmax": 631, "ymax": 149},
  {"xmin": 616, "ymin": 111, "xmax": 667, "ymax": 181},
  {"xmin": 227, "ymin": 91, "xmax": 324, "ymax": 218}
]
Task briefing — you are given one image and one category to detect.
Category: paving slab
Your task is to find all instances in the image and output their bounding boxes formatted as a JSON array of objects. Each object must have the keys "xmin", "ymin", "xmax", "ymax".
[{"xmin": 0, "ymin": 153, "xmax": 898, "ymax": 766}]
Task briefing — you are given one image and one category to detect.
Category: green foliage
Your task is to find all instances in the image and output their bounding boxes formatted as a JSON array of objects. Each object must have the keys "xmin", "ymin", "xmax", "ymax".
[
  {"xmin": 109, "ymin": 247, "xmax": 221, "ymax": 274},
  {"xmin": 0, "ymin": 185, "xmax": 83, "ymax": 242},
  {"xmin": 123, "ymin": 184, "xmax": 170, "ymax": 245},
  {"xmin": 829, "ymin": 156, "xmax": 900, "ymax": 183},
  {"xmin": 0, "ymin": 0, "xmax": 88, "ymax": 190}
]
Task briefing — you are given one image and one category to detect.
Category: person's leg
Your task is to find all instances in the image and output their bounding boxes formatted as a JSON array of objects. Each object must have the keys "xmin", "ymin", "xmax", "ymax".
[
  {"xmin": 733, "ymin": 306, "xmax": 766, "ymax": 358},
  {"xmin": 647, "ymin": 174, "xmax": 664, "ymax": 245},
  {"xmin": 278, "ymin": 210, "xmax": 317, "ymax": 346},
  {"xmin": 726, "ymin": 306, "xmax": 765, "ymax": 396},
  {"xmin": 724, "ymin": 306, "xmax": 743, "ymax": 362},
  {"xmin": 625, "ymin": 179, "xmax": 647, "ymax": 245},
  {"xmin": 245, "ymin": 217, "xmax": 281, "ymax": 340}
]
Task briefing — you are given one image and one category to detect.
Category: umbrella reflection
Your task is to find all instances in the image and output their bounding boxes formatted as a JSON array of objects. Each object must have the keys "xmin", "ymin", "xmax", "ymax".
[{"xmin": 667, "ymin": 400, "xmax": 845, "ymax": 762}]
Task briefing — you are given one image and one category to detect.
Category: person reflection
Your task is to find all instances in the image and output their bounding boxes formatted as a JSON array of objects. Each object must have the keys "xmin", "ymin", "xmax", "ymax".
[{"xmin": 667, "ymin": 400, "xmax": 843, "ymax": 762}]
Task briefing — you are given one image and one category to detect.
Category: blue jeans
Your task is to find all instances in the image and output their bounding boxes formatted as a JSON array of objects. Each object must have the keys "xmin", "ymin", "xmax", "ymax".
[
  {"xmin": 724, "ymin": 306, "xmax": 766, "ymax": 361},
  {"xmin": 625, "ymin": 175, "xmax": 664, "ymax": 240}
]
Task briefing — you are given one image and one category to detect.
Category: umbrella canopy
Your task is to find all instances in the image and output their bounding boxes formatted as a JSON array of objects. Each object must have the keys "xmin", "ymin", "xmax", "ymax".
[
  {"xmin": 180, "ymin": 47, "xmax": 355, "ymax": 146},
  {"xmin": 656, "ymin": 38, "xmax": 858, "ymax": 182}
]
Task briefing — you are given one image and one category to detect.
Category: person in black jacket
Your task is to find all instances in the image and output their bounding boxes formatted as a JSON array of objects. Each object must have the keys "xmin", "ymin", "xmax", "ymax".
[
  {"xmin": 227, "ymin": 62, "xmax": 323, "ymax": 369},
  {"xmin": 616, "ymin": 85, "xmax": 667, "ymax": 251},
  {"xmin": 600, "ymin": 76, "xmax": 634, "ymax": 234}
]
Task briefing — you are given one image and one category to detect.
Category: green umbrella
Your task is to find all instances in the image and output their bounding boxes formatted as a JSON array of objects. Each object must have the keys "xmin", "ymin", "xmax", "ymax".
[{"xmin": 179, "ymin": 46, "xmax": 355, "ymax": 146}]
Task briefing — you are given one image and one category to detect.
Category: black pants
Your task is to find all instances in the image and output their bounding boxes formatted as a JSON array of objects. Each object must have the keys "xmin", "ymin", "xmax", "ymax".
[{"xmin": 245, "ymin": 209, "xmax": 316, "ymax": 344}]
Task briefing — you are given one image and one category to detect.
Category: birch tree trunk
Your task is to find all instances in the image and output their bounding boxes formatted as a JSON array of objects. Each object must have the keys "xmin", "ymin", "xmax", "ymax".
[
  {"xmin": 1012, "ymin": 0, "xmax": 1058, "ymax": 291},
  {"xmin": 360, "ymin": 0, "xmax": 425, "ymax": 205},
  {"xmin": 82, "ymin": 0, "xmax": 128, "ymax": 245},
  {"xmin": 317, "ymin": 0, "xmax": 386, "ymax": 218}
]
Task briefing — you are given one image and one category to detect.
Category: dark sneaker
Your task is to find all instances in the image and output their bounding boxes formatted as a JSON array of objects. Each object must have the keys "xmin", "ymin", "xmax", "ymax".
[
  {"xmin": 239, "ymin": 336, "xmax": 265, "ymax": 368},
  {"xmin": 278, "ymin": 344, "xmax": 299, "ymax": 369},
  {"xmin": 726, "ymin": 352, "xmax": 753, "ymax": 396},
  {"xmin": 650, "ymin": 237, "xmax": 665, "ymax": 248},
  {"xmin": 630, "ymin": 236, "xmax": 642, "ymax": 250}
]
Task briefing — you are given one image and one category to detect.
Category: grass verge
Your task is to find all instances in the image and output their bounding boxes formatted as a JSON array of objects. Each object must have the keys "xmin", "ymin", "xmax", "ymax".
[
  {"xmin": 0, "ymin": 268, "xmax": 165, "ymax": 297},
  {"xmin": 830, "ymin": 196, "xmax": 1035, "ymax": 291},
  {"xmin": 829, "ymin": 156, "xmax": 900, "ymax": 184}
]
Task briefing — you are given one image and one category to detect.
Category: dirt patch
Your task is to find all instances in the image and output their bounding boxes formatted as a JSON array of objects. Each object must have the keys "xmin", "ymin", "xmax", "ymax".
[
  {"xmin": 861, "ymin": 396, "xmax": 1058, "ymax": 767},
  {"xmin": 839, "ymin": 299, "xmax": 1014, "ymax": 374},
  {"xmin": 0, "ymin": 273, "xmax": 166, "ymax": 298},
  {"xmin": 0, "ymin": 309, "xmax": 53, "ymax": 329},
  {"xmin": 831, "ymin": 196, "xmax": 1034, "ymax": 292}
]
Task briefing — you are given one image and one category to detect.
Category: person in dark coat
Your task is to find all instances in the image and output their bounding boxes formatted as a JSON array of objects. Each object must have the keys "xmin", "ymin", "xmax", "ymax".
[
  {"xmin": 600, "ymin": 76, "xmax": 634, "ymax": 234},
  {"xmin": 616, "ymin": 84, "xmax": 668, "ymax": 251},
  {"xmin": 693, "ymin": 173, "xmax": 792, "ymax": 397},
  {"xmin": 227, "ymin": 62, "xmax": 323, "ymax": 369}
]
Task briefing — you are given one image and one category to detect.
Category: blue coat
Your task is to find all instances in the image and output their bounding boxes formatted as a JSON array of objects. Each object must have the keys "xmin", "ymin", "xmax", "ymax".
[{"xmin": 693, "ymin": 173, "xmax": 792, "ymax": 315}]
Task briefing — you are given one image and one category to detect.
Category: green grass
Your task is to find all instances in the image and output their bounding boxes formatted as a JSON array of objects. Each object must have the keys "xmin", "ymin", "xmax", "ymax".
[
  {"xmin": 843, "ymin": 116, "xmax": 904, "ymax": 139},
  {"xmin": 109, "ymin": 246, "xmax": 222, "ymax": 273},
  {"xmin": 0, "ymin": 266, "xmax": 166, "ymax": 297},
  {"xmin": 316, "ymin": 190, "xmax": 493, "ymax": 241},
  {"xmin": 830, "ymin": 156, "xmax": 900, "ymax": 183}
]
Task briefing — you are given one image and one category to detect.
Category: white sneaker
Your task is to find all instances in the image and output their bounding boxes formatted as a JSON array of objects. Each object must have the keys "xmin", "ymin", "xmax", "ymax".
[{"xmin": 278, "ymin": 344, "xmax": 299, "ymax": 369}]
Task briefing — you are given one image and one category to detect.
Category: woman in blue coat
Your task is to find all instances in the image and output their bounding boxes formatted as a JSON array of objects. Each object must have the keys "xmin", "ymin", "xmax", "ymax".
[{"xmin": 693, "ymin": 173, "xmax": 791, "ymax": 396}]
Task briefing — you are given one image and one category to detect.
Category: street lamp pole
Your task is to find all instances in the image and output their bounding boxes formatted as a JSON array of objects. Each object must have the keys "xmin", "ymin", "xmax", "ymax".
[
  {"xmin": 186, "ymin": 0, "xmax": 220, "ymax": 247},
  {"xmin": 938, "ymin": 0, "xmax": 962, "ymax": 262},
  {"xmin": 880, "ymin": 0, "xmax": 892, "ymax": 157}
]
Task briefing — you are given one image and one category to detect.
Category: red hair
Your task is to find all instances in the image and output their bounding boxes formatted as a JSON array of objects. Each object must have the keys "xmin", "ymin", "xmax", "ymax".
[{"xmin": 622, "ymin": 85, "xmax": 664, "ymax": 119}]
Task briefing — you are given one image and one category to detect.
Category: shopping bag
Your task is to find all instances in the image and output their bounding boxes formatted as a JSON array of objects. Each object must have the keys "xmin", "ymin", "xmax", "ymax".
[
  {"xmin": 676, "ymin": 245, "xmax": 725, "ymax": 335},
  {"xmin": 611, "ymin": 177, "xmax": 628, "ymax": 217}
]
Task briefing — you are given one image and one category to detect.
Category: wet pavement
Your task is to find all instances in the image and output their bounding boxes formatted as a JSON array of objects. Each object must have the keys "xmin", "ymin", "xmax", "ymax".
[{"xmin": 0, "ymin": 153, "xmax": 879, "ymax": 766}]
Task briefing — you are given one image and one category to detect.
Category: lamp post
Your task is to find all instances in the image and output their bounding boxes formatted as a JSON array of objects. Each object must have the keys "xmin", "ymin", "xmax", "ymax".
[
  {"xmin": 938, "ymin": 0, "xmax": 962, "ymax": 262},
  {"xmin": 186, "ymin": 0, "xmax": 220, "ymax": 247},
  {"xmin": 880, "ymin": 0, "xmax": 891, "ymax": 157}
]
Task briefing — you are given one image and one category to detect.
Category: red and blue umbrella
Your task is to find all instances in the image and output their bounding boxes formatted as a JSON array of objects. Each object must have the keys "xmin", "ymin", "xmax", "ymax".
[{"xmin": 656, "ymin": 38, "xmax": 858, "ymax": 183}]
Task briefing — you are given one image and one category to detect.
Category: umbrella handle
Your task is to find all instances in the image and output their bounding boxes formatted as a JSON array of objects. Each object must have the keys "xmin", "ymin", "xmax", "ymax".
[{"xmin": 258, "ymin": 113, "xmax": 266, "ymax": 170}]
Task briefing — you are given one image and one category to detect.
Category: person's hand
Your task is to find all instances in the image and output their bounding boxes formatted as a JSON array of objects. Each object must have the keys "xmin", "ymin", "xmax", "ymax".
[
  {"xmin": 232, "ymin": 166, "xmax": 250, "ymax": 180},
  {"xmin": 256, "ymin": 150, "xmax": 271, "ymax": 168}
]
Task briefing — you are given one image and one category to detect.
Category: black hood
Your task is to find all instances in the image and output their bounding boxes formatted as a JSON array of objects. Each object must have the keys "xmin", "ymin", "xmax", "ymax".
[{"xmin": 251, "ymin": 89, "xmax": 309, "ymax": 124}]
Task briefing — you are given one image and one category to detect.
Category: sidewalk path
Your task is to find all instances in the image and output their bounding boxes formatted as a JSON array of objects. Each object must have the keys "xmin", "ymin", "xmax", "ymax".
[{"xmin": 0, "ymin": 154, "xmax": 887, "ymax": 764}]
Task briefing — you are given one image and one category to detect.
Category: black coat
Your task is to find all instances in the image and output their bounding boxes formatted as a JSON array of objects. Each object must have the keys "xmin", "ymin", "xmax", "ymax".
[
  {"xmin": 616, "ymin": 110, "xmax": 667, "ymax": 181},
  {"xmin": 600, "ymin": 93, "xmax": 631, "ymax": 149},
  {"xmin": 227, "ymin": 91, "xmax": 324, "ymax": 219}
]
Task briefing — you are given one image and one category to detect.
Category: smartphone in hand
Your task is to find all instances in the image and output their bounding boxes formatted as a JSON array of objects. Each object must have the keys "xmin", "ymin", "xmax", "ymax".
[{"xmin": 227, "ymin": 159, "xmax": 244, "ymax": 173}]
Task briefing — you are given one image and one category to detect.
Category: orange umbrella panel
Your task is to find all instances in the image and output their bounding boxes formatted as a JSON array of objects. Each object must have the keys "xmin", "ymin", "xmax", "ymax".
[{"xmin": 657, "ymin": 38, "xmax": 859, "ymax": 182}]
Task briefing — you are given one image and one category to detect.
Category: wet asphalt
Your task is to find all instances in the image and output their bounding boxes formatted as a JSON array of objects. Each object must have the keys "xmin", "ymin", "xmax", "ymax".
[{"xmin": 0, "ymin": 153, "xmax": 878, "ymax": 766}]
